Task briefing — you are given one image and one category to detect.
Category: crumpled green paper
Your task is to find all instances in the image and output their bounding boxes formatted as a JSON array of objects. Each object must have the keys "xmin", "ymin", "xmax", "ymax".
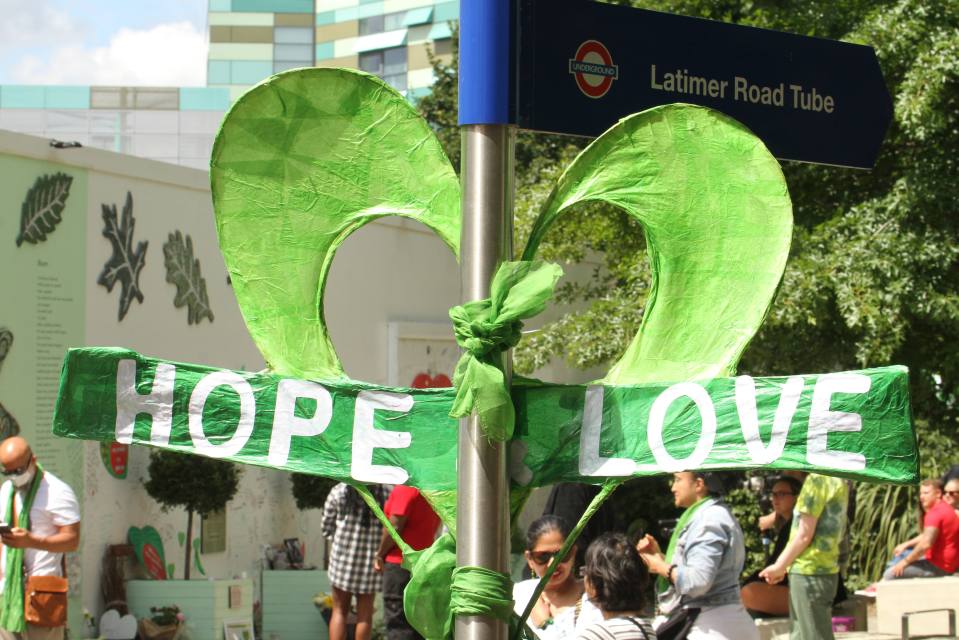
[
  {"xmin": 523, "ymin": 105, "xmax": 793, "ymax": 384},
  {"xmin": 210, "ymin": 68, "xmax": 461, "ymax": 382}
]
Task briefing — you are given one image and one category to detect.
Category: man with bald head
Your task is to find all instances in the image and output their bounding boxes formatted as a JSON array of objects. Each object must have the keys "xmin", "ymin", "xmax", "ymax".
[{"xmin": 0, "ymin": 437, "xmax": 79, "ymax": 640}]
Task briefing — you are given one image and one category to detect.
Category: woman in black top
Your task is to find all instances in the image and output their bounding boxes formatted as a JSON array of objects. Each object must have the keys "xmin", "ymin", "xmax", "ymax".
[{"xmin": 741, "ymin": 476, "xmax": 801, "ymax": 617}]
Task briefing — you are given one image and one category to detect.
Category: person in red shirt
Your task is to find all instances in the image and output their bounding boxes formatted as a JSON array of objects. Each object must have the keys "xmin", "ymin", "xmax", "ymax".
[
  {"xmin": 373, "ymin": 485, "xmax": 440, "ymax": 640},
  {"xmin": 883, "ymin": 478, "xmax": 959, "ymax": 579}
]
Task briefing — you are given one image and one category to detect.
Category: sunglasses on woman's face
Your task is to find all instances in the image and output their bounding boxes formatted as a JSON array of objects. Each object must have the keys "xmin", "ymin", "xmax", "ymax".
[{"xmin": 528, "ymin": 550, "xmax": 571, "ymax": 566}]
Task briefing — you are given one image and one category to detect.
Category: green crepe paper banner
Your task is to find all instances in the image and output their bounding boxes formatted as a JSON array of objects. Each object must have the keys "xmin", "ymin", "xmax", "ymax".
[
  {"xmin": 52, "ymin": 347, "xmax": 917, "ymax": 488},
  {"xmin": 210, "ymin": 68, "xmax": 461, "ymax": 382},
  {"xmin": 522, "ymin": 106, "xmax": 792, "ymax": 385}
]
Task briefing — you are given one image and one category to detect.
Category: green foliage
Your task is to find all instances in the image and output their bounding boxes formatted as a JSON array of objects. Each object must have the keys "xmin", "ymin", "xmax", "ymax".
[
  {"xmin": 725, "ymin": 487, "xmax": 767, "ymax": 579},
  {"xmin": 290, "ymin": 473, "xmax": 338, "ymax": 511},
  {"xmin": 144, "ymin": 450, "xmax": 240, "ymax": 516},
  {"xmin": 609, "ymin": 477, "xmax": 679, "ymax": 542}
]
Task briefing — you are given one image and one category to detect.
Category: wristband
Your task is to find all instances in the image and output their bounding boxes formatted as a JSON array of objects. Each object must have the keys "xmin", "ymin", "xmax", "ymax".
[{"xmin": 668, "ymin": 564, "xmax": 678, "ymax": 583}]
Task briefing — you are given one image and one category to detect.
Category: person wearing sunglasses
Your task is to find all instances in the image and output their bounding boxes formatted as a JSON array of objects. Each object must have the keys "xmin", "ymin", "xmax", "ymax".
[
  {"xmin": 945, "ymin": 478, "xmax": 959, "ymax": 518},
  {"xmin": 514, "ymin": 515, "xmax": 601, "ymax": 639},
  {"xmin": 0, "ymin": 436, "xmax": 80, "ymax": 640},
  {"xmin": 740, "ymin": 476, "xmax": 802, "ymax": 617}
]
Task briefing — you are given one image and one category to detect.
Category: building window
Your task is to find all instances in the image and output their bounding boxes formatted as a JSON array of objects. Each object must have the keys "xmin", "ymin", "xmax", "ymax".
[
  {"xmin": 359, "ymin": 15, "xmax": 384, "ymax": 35},
  {"xmin": 359, "ymin": 47, "xmax": 408, "ymax": 92},
  {"xmin": 359, "ymin": 12, "xmax": 406, "ymax": 35}
]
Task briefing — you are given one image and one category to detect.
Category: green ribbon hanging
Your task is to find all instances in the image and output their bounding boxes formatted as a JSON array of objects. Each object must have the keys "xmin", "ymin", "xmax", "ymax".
[
  {"xmin": 448, "ymin": 261, "xmax": 563, "ymax": 441},
  {"xmin": 658, "ymin": 497, "xmax": 712, "ymax": 593},
  {"xmin": 0, "ymin": 464, "xmax": 44, "ymax": 633}
]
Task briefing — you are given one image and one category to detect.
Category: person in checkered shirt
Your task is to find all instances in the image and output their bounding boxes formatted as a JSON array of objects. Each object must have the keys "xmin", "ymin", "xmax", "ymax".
[{"xmin": 322, "ymin": 483, "xmax": 390, "ymax": 640}]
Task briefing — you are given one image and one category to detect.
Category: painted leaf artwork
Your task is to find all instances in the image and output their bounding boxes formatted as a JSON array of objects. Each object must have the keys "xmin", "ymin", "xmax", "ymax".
[
  {"xmin": 0, "ymin": 328, "xmax": 20, "ymax": 441},
  {"xmin": 98, "ymin": 192, "xmax": 148, "ymax": 322},
  {"xmin": 163, "ymin": 231, "xmax": 214, "ymax": 325},
  {"xmin": 15, "ymin": 173, "xmax": 73, "ymax": 246}
]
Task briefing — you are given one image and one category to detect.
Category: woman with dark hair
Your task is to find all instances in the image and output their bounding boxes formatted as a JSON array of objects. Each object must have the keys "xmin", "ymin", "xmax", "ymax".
[
  {"xmin": 321, "ymin": 482, "xmax": 390, "ymax": 640},
  {"xmin": 578, "ymin": 533, "xmax": 657, "ymax": 640},
  {"xmin": 514, "ymin": 515, "xmax": 602, "ymax": 639}
]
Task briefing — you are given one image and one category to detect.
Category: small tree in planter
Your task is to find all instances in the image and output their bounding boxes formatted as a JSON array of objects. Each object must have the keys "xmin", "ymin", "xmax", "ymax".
[
  {"xmin": 144, "ymin": 450, "xmax": 240, "ymax": 579},
  {"xmin": 290, "ymin": 474, "xmax": 337, "ymax": 511}
]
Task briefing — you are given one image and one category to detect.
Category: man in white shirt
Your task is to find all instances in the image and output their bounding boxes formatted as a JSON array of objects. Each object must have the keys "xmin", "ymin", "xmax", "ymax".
[{"xmin": 0, "ymin": 437, "xmax": 80, "ymax": 640}]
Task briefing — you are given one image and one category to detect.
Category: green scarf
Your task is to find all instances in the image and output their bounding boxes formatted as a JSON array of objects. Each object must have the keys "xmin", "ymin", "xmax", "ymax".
[
  {"xmin": 0, "ymin": 464, "xmax": 43, "ymax": 632},
  {"xmin": 658, "ymin": 496, "xmax": 712, "ymax": 593}
]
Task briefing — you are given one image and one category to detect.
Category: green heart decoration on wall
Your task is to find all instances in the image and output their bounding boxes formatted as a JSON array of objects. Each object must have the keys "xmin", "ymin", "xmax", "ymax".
[
  {"xmin": 55, "ymin": 68, "xmax": 916, "ymax": 526},
  {"xmin": 128, "ymin": 525, "xmax": 167, "ymax": 581}
]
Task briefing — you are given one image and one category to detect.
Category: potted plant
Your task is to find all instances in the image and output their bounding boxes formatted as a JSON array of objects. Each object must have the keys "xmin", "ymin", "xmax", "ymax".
[{"xmin": 138, "ymin": 605, "xmax": 185, "ymax": 640}]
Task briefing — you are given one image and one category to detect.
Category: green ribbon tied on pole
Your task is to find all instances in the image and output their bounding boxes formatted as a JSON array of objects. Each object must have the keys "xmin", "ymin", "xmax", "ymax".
[{"xmin": 448, "ymin": 261, "xmax": 564, "ymax": 441}]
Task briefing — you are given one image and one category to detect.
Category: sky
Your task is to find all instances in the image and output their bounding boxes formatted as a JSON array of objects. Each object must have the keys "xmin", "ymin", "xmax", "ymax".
[{"xmin": 0, "ymin": 0, "xmax": 209, "ymax": 86}]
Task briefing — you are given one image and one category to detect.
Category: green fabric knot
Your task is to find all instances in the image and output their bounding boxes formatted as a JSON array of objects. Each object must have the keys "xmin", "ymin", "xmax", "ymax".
[
  {"xmin": 450, "ymin": 566, "xmax": 514, "ymax": 621},
  {"xmin": 448, "ymin": 261, "xmax": 563, "ymax": 441}
]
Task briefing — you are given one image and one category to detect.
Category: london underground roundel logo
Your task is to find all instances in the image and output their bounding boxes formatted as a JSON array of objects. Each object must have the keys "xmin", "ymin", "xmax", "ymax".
[{"xmin": 568, "ymin": 40, "xmax": 619, "ymax": 99}]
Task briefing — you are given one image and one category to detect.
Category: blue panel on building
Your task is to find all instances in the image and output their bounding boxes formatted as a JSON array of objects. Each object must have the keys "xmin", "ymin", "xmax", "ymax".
[
  {"xmin": 208, "ymin": 60, "xmax": 232, "ymax": 85},
  {"xmin": 45, "ymin": 86, "xmax": 90, "ymax": 109},
  {"xmin": 0, "ymin": 85, "xmax": 46, "ymax": 108},
  {"xmin": 231, "ymin": 61, "xmax": 274, "ymax": 85},
  {"xmin": 433, "ymin": 1, "xmax": 459, "ymax": 22},
  {"xmin": 404, "ymin": 7, "xmax": 433, "ymax": 26},
  {"xmin": 232, "ymin": 0, "xmax": 312, "ymax": 13},
  {"xmin": 335, "ymin": 7, "xmax": 359, "ymax": 21},
  {"xmin": 357, "ymin": 2, "xmax": 384, "ymax": 19},
  {"xmin": 180, "ymin": 87, "xmax": 231, "ymax": 111},
  {"xmin": 428, "ymin": 22, "xmax": 452, "ymax": 40},
  {"xmin": 316, "ymin": 11, "xmax": 336, "ymax": 25},
  {"xmin": 209, "ymin": 0, "xmax": 232, "ymax": 11},
  {"xmin": 316, "ymin": 42, "xmax": 335, "ymax": 61}
]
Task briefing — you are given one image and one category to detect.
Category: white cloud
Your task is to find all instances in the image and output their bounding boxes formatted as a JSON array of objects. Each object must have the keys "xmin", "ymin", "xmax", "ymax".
[
  {"xmin": 11, "ymin": 21, "xmax": 209, "ymax": 86},
  {"xmin": 0, "ymin": 0, "xmax": 84, "ymax": 53}
]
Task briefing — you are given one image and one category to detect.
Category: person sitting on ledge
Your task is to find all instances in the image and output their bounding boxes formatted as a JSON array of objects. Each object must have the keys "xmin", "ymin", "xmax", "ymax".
[
  {"xmin": 741, "ymin": 475, "xmax": 802, "ymax": 617},
  {"xmin": 883, "ymin": 478, "xmax": 959, "ymax": 580}
]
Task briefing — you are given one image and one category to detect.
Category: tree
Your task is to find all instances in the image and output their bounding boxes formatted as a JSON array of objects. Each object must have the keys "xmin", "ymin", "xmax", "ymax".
[
  {"xmin": 418, "ymin": 0, "xmax": 959, "ymax": 586},
  {"xmin": 144, "ymin": 450, "xmax": 240, "ymax": 579},
  {"xmin": 289, "ymin": 473, "xmax": 337, "ymax": 510}
]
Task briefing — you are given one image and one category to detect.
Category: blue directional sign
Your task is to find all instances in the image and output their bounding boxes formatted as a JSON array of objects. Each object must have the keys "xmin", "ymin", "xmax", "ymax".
[{"xmin": 510, "ymin": 0, "xmax": 893, "ymax": 169}]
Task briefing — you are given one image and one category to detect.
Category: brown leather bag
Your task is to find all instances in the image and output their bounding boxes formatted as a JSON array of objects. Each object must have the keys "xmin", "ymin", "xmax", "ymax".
[{"xmin": 24, "ymin": 574, "xmax": 68, "ymax": 627}]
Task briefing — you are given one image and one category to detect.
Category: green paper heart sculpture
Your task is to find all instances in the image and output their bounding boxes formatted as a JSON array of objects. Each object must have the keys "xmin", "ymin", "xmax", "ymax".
[
  {"xmin": 52, "ymin": 67, "xmax": 915, "ymax": 640},
  {"xmin": 128, "ymin": 525, "xmax": 167, "ymax": 580},
  {"xmin": 51, "ymin": 68, "xmax": 915, "ymax": 526}
]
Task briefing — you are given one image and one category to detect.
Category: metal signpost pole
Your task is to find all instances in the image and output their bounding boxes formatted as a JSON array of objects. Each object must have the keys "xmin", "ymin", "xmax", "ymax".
[{"xmin": 457, "ymin": 2, "xmax": 514, "ymax": 640}]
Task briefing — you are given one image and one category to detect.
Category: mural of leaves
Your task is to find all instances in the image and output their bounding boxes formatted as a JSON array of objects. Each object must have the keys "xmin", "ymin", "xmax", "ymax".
[
  {"xmin": 16, "ymin": 172, "xmax": 73, "ymax": 246},
  {"xmin": 97, "ymin": 192, "xmax": 147, "ymax": 321},
  {"xmin": 0, "ymin": 329, "xmax": 21, "ymax": 441},
  {"xmin": 163, "ymin": 231, "xmax": 214, "ymax": 325}
]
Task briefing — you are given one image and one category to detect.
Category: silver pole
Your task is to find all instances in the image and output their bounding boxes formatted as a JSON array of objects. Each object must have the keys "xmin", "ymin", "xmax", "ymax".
[{"xmin": 456, "ymin": 123, "xmax": 515, "ymax": 640}]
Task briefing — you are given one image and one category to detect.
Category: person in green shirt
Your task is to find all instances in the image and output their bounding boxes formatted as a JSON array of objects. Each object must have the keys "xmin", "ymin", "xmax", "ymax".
[{"xmin": 759, "ymin": 473, "xmax": 848, "ymax": 640}]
